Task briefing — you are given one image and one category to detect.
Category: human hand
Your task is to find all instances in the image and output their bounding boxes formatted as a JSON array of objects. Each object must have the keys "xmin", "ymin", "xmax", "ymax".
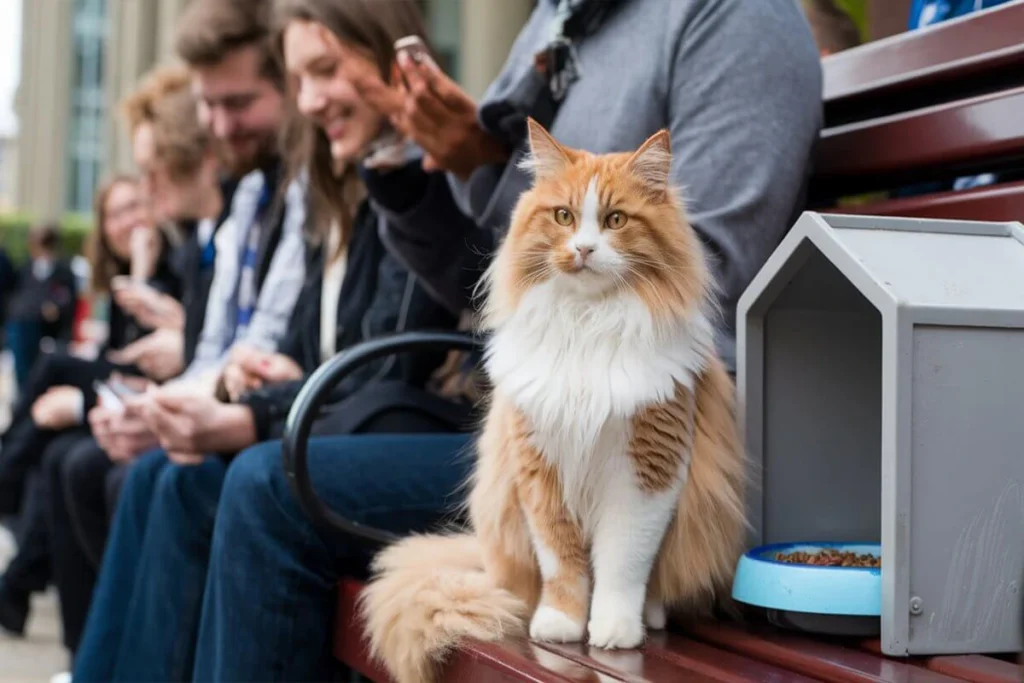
[
  {"xmin": 41, "ymin": 302, "xmax": 60, "ymax": 322},
  {"xmin": 31, "ymin": 386, "xmax": 84, "ymax": 429},
  {"xmin": 222, "ymin": 346, "xmax": 303, "ymax": 401},
  {"xmin": 390, "ymin": 51, "xmax": 507, "ymax": 178},
  {"xmin": 112, "ymin": 281, "xmax": 185, "ymax": 331},
  {"xmin": 143, "ymin": 392, "xmax": 257, "ymax": 457},
  {"xmin": 129, "ymin": 226, "xmax": 160, "ymax": 281},
  {"xmin": 91, "ymin": 397, "xmax": 158, "ymax": 463},
  {"xmin": 336, "ymin": 42, "xmax": 506, "ymax": 179},
  {"xmin": 107, "ymin": 328, "xmax": 184, "ymax": 382}
]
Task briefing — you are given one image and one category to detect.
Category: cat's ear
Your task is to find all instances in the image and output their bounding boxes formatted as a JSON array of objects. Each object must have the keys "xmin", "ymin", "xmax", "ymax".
[
  {"xmin": 628, "ymin": 129, "xmax": 672, "ymax": 192},
  {"xmin": 521, "ymin": 117, "xmax": 572, "ymax": 180}
]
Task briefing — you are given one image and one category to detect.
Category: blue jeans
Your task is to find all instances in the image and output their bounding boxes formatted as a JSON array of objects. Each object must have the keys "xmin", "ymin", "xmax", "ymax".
[
  {"xmin": 192, "ymin": 434, "xmax": 472, "ymax": 682},
  {"xmin": 72, "ymin": 450, "xmax": 229, "ymax": 682},
  {"xmin": 74, "ymin": 434, "xmax": 472, "ymax": 682}
]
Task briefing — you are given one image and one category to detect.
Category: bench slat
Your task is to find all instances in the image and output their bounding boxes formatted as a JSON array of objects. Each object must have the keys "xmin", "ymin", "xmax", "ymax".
[
  {"xmin": 923, "ymin": 657, "xmax": 1022, "ymax": 683},
  {"xmin": 448, "ymin": 639, "xmax": 624, "ymax": 683},
  {"xmin": 816, "ymin": 87, "xmax": 1024, "ymax": 194},
  {"xmin": 688, "ymin": 623, "xmax": 963, "ymax": 683},
  {"xmin": 860, "ymin": 640, "xmax": 1021, "ymax": 683},
  {"xmin": 537, "ymin": 638, "xmax": 727, "ymax": 683},
  {"xmin": 645, "ymin": 632, "xmax": 822, "ymax": 683},
  {"xmin": 823, "ymin": 2, "xmax": 1024, "ymax": 104},
  {"xmin": 834, "ymin": 181, "xmax": 1024, "ymax": 222}
]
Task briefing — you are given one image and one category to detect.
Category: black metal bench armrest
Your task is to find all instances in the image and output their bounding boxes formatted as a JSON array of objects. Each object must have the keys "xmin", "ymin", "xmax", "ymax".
[{"xmin": 281, "ymin": 330, "xmax": 483, "ymax": 544}]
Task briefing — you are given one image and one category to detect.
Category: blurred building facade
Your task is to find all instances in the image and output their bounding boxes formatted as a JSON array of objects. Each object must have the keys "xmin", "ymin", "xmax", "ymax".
[{"xmin": 15, "ymin": 0, "xmax": 532, "ymax": 219}]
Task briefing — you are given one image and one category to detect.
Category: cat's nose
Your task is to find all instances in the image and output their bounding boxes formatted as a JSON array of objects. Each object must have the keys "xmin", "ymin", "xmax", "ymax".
[{"xmin": 575, "ymin": 244, "xmax": 595, "ymax": 260}]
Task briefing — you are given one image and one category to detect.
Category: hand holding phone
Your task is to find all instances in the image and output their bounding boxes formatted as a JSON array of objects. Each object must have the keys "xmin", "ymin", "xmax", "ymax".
[{"xmin": 107, "ymin": 378, "xmax": 142, "ymax": 400}]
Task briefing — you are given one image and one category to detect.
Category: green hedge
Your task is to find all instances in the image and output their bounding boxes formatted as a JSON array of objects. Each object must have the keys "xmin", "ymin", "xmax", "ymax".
[{"xmin": 0, "ymin": 213, "xmax": 93, "ymax": 264}]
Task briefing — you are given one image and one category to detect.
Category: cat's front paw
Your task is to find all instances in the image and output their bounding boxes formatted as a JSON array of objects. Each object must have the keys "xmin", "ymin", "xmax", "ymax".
[
  {"xmin": 587, "ymin": 602, "xmax": 645, "ymax": 649},
  {"xmin": 530, "ymin": 605, "xmax": 586, "ymax": 643}
]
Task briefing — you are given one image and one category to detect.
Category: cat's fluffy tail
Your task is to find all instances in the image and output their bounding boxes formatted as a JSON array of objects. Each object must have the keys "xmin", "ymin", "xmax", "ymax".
[{"xmin": 359, "ymin": 533, "xmax": 529, "ymax": 683}]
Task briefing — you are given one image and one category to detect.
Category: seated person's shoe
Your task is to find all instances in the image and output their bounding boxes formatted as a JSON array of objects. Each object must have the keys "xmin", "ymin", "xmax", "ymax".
[{"xmin": 0, "ymin": 578, "xmax": 28, "ymax": 636}]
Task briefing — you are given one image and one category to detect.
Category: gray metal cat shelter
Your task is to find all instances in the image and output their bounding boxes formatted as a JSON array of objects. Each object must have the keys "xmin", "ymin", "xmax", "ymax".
[{"xmin": 737, "ymin": 211, "xmax": 1024, "ymax": 656}]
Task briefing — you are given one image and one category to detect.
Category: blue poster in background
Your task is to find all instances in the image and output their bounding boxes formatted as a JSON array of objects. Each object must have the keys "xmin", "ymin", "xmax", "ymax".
[{"xmin": 909, "ymin": 0, "xmax": 1015, "ymax": 28}]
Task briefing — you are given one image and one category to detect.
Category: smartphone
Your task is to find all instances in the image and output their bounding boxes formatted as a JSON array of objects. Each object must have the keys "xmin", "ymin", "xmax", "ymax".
[
  {"xmin": 108, "ymin": 378, "xmax": 142, "ymax": 399},
  {"xmin": 393, "ymin": 35, "xmax": 432, "ymax": 90},
  {"xmin": 394, "ymin": 35, "xmax": 430, "ymax": 66},
  {"xmin": 93, "ymin": 380, "xmax": 125, "ymax": 414}
]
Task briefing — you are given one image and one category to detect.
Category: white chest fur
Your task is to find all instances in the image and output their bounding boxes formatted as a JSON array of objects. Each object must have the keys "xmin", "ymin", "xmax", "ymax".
[{"xmin": 485, "ymin": 280, "xmax": 712, "ymax": 519}]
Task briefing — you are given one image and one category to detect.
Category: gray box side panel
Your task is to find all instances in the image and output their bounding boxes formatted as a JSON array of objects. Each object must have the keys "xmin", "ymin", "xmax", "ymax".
[{"xmin": 908, "ymin": 326, "xmax": 1024, "ymax": 655}]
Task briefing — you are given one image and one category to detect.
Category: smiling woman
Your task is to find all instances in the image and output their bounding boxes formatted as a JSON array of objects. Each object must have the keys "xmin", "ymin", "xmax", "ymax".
[{"xmin": 274, "ymin": 0, "xmax": 430, "ymax": 235}]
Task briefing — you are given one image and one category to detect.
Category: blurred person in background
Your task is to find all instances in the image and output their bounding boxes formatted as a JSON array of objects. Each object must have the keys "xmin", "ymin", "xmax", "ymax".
[
  {"xmin": 106, "ymin": 64, "xmax": 237, "ymax": 384},
  {"xmin": 0, "ymin": 246, "xmax": 16, "ymax": 351},
  {"xmin": 34, "ymin": 64, "xmax": 240, "ymax": 666},
  {"xmin": 49, "ymin": 4, "xmax": 312, "ymax": 668},
  {"xmin": 70, "ymin": 1, "xmax": 466, "ymax": 679},
  {"xmin": 4, "ymin": 223, "xmax": 77, "ymax": 388},
  {"xmin": 0, "ymin": 174, "xmax": 181, "ymax": 639},
  {"xmin": 82, "ymin": 0, "xmax": 311, "ymax": 484}
]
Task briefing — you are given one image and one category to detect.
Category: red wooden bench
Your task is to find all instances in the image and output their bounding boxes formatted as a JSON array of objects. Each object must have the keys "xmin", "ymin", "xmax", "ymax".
[
  {"xmin": 282, "ymin": 4, "xmax": 1024, "ymax": 680},
  {"xmin": 332, "ymin": 578, "xmax": 1020, "ymax": 683}
]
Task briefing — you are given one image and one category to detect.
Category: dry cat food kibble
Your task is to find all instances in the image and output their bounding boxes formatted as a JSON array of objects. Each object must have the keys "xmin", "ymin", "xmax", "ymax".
[{"xmin": 774, "ymin": 549, "xmax": 881, "ymax": 568}]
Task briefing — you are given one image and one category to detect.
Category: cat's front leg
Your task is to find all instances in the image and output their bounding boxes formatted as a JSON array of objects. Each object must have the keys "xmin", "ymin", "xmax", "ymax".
[
  {"xmin": 515, "ymin": 440, "xmax": 589, "ymax": 644},
  {"xmin": 589, "ymin": 391, "xmax": 692, "ymax": 649},
  {"xmin": 588, "ymin": 459, "xmax": 680, "ymax": 649}
]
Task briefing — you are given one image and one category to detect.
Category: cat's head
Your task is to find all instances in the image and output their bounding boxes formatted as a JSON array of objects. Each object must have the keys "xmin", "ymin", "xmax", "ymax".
[{"xmin": 482, "ymin": 118, "xmax": 710, "ymax": 326}]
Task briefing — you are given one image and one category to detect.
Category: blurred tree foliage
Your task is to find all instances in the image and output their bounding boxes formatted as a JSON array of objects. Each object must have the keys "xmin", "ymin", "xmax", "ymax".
[{"xmin": 0, "ymin": 214, "xmax": 92, "ymax": 264}]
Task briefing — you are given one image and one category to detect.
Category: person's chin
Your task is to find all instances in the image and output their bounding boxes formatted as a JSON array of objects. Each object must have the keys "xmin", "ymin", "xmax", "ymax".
[{"xmin": 329, "ymin": 138, "xmax": 359, "ymax": 165}]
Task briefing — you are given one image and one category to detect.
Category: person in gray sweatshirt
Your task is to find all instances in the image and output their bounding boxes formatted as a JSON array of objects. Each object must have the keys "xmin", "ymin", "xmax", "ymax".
[
  {"xmin": 188, "ymin": 2, "xmax": 821, "ymax": 680},
  {"xmin": 370, "ymin": 0, "xmax": 822, "ymax": 372}
]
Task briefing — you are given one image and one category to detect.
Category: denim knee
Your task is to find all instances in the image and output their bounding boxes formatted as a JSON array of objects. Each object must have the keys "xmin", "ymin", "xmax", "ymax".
[
  {"xmin": 149, "ymin": 458, "xmax": 226, "ymax": 530},
  {"xmin": 219, "ymin": 442, "xmax": 284, "ymax": 518},
  {"xmin": 110, "ymin": 450, "xmax": 169, "ymax": 507}
]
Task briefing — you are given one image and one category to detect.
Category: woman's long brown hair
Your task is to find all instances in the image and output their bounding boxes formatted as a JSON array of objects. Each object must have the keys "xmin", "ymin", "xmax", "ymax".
[
  {"xmin": 273, "ymin": 0, "xmax": 433, "ymax": 252},
  {"xmin": 88, "ymin": 174, "xmax": 138, "ymax": 295}
]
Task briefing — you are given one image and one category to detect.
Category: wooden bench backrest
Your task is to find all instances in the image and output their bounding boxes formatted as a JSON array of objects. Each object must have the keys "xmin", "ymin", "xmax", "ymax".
[{"xmin": 811, "ymin": 1, "xmax": 1024, "ymax": 221}]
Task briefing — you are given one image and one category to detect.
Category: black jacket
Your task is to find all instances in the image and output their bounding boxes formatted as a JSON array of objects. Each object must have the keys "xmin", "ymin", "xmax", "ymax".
[
  {"xmin": 240, "ymin": 199, "xmax": 458, "ymax": 440},
  {"xmin": 173, "ymin": 178, "xmax": 239, "ymax": 365},
  {"xmin": 103, "ymin": 249, "xmax": 182, "ymax": 355},
  {"xmin": 0, "ymin": 248, "xmax": 16, "ymax": 330}
]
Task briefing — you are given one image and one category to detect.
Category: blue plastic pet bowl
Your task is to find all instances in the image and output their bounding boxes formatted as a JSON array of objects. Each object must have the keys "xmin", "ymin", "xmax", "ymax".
[{"xmin": 732, "ymin": 542, "xmax": 882, "ymax": 636}]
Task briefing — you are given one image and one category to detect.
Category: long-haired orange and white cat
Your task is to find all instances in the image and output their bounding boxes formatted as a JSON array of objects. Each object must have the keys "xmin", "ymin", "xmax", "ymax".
[{"xmin": 361, "ymin": 119, "xmax": 747, "ymax": 683}]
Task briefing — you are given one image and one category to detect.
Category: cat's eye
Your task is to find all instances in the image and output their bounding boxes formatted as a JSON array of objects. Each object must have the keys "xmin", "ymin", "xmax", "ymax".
[
  {"xmin": 605, "ymin": 211, "xmax": 627, "ymax": 230},
  {"xmin": 553, "ymin": 208, "xmax": 574, "ymax": 227}
]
